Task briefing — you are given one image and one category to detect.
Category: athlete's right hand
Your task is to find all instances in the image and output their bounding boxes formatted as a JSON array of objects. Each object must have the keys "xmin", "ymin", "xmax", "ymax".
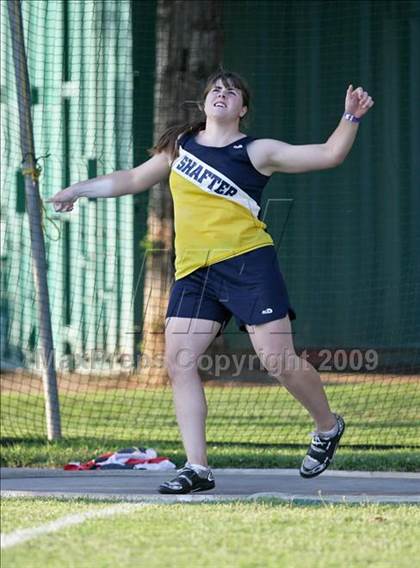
[{"xmin": 47, "ymin": 186, "xmax": 78, "ymax": 212}]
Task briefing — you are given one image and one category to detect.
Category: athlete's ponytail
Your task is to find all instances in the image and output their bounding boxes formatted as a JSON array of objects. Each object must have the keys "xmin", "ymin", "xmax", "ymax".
[
  {"xmin": 149, "ymin": 120, "xmax": 206, "ymax": 160},
  {"xmin": 149, "ymin": 69, "xmax": 251, "ymax": 160}
]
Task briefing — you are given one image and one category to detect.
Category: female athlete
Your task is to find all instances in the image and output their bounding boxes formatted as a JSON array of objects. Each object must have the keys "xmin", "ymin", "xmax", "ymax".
[{"xmin": 49, "ymin": 70, "xmax": 374, "ymax": 494}]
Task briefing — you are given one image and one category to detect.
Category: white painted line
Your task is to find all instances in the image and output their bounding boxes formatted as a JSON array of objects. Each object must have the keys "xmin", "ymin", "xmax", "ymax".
[
  {"xmin": 246, "ymin": 492, "xmax": 420, "ymax": 503},
  {"xmin": 1, "ymin": 502, "xmax": 146, "ymax": 550},
  {"xmin": 0, "ymin": 490, "xmax": 236, "ymax": 503},
  {"xmin": 2, "ymin": 490, "xmax": 420, "ymax": 505}
]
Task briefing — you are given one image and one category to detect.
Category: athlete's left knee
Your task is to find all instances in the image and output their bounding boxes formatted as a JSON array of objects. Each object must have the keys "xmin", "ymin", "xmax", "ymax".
[
  {"xmin": 279, "ymin": 356, "xmax": 313, "ymax": 385},
  {"xmin": 258, "ymin": 348, "xmax": 300, "ymax": 380}
]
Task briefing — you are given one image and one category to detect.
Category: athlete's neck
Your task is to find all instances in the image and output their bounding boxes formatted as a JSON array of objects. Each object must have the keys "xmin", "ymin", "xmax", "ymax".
[{"xmin": 196, "ymin": 120, "xmax": 246, "ymax": 148}]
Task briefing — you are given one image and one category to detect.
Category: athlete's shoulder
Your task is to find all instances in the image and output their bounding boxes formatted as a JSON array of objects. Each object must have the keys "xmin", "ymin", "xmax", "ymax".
[
  {"xmin": 246, "ymin": 138, "xmax": 281, "ymax": 176},
  {"xmin": 247, "ymin": 137, "xmax": 283, "ymax": 150}
]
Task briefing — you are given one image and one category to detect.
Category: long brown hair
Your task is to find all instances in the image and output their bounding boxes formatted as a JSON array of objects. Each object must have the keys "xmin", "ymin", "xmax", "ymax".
[{"xmin": 149, "ymin": 70, "xmax": 251, "ymax": 160}]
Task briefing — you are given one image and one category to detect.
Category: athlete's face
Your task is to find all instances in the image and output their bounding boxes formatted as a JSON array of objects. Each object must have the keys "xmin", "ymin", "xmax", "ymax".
[{"xmin": 204, "ymin": 80, "xmax": 248, "ymax": 122}]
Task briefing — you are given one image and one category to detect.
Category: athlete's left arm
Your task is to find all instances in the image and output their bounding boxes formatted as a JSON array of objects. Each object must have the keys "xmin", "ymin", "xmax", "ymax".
[{"xmin": 249, "ymin": 85, "xmax": 374, "ymax": 175}]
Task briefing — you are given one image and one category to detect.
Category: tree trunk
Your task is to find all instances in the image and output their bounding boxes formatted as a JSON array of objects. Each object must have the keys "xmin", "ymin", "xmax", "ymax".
[{"xmin": 140, "ymin": 0, "xmax": 223, "ymax": 385}]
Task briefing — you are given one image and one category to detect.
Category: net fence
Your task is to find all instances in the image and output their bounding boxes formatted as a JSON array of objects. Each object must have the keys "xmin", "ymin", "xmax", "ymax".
[{"xmin": 1, "ymin": 0, "xmax": 419, "ymax": 450}]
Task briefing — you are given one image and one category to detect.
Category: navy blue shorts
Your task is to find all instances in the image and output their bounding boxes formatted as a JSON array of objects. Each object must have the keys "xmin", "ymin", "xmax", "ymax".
[{"xmin": 166, "ymin": 245, "xmax": 296, "ymax": 333}]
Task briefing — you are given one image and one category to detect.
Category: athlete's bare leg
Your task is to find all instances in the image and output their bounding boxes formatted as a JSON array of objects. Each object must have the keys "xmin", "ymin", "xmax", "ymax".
[
  {"xmin": 246, "ymin": 316, "xmax": 336, "ymax": 432},
  {"xmin": 165, "ymin": 317, "xmax": 221, "ymax": 466}
]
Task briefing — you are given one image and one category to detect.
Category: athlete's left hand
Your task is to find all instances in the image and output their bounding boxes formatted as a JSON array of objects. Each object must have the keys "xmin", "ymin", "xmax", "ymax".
[{"xmin": 345, "ymin": 85, "xmax": 374, "ymax": 118}]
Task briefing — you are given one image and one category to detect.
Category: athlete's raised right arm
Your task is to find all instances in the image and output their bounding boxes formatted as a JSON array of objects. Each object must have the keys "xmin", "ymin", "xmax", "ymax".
[{"xmin": 48, "ymin": 152, "xmax": 170, "ymax": 212}]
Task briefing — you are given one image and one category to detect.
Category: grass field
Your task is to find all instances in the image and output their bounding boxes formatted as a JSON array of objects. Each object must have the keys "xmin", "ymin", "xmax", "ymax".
[
  {"xmin": 2, "ymin": 380, "xmax": 419, "ymax": 470},
  {"xmin": 2, "ymin": 497, "xmax": 420, "ymax": 568},
  {"xmin": 3, "ymin": 378, "xmax": 420, "ymax": 447},
  {"xmin": 2, "ymin": 380, "xmax": 419, "ymax": 566},
  {"xmin": 2, "ymin": 436, "xmax": 420, "ymax": 472}
]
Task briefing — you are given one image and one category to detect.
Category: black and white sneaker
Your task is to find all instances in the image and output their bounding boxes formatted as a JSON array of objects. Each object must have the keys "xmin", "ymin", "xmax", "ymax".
[
  {"xmin": 300, "ymin": 414, "xmax": 346, "ymax": 478},
  {"xmin": 158, "ymin": 465, "xmax": 215, "ymax": 494}
]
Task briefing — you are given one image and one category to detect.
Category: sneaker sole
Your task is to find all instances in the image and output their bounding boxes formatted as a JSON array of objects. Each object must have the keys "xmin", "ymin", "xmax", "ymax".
[{"xmin": 158, "ymin": 482, "xmax": 215, "ymax": 495}]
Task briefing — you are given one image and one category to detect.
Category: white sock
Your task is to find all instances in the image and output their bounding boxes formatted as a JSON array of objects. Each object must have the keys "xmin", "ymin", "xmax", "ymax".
[
  {"xmin": 186, "ymin": 462, "xmax": 210, "ymax": 477},
  {"xmin": 318, "ymin": 420, "xmax": 339, "ymax": 438}
]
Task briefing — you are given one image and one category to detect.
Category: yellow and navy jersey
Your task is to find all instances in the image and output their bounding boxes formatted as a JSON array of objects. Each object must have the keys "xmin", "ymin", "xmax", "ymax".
[{"xmin": 169, "ymin": 131, "xmax": 274, "ymax": 280}]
